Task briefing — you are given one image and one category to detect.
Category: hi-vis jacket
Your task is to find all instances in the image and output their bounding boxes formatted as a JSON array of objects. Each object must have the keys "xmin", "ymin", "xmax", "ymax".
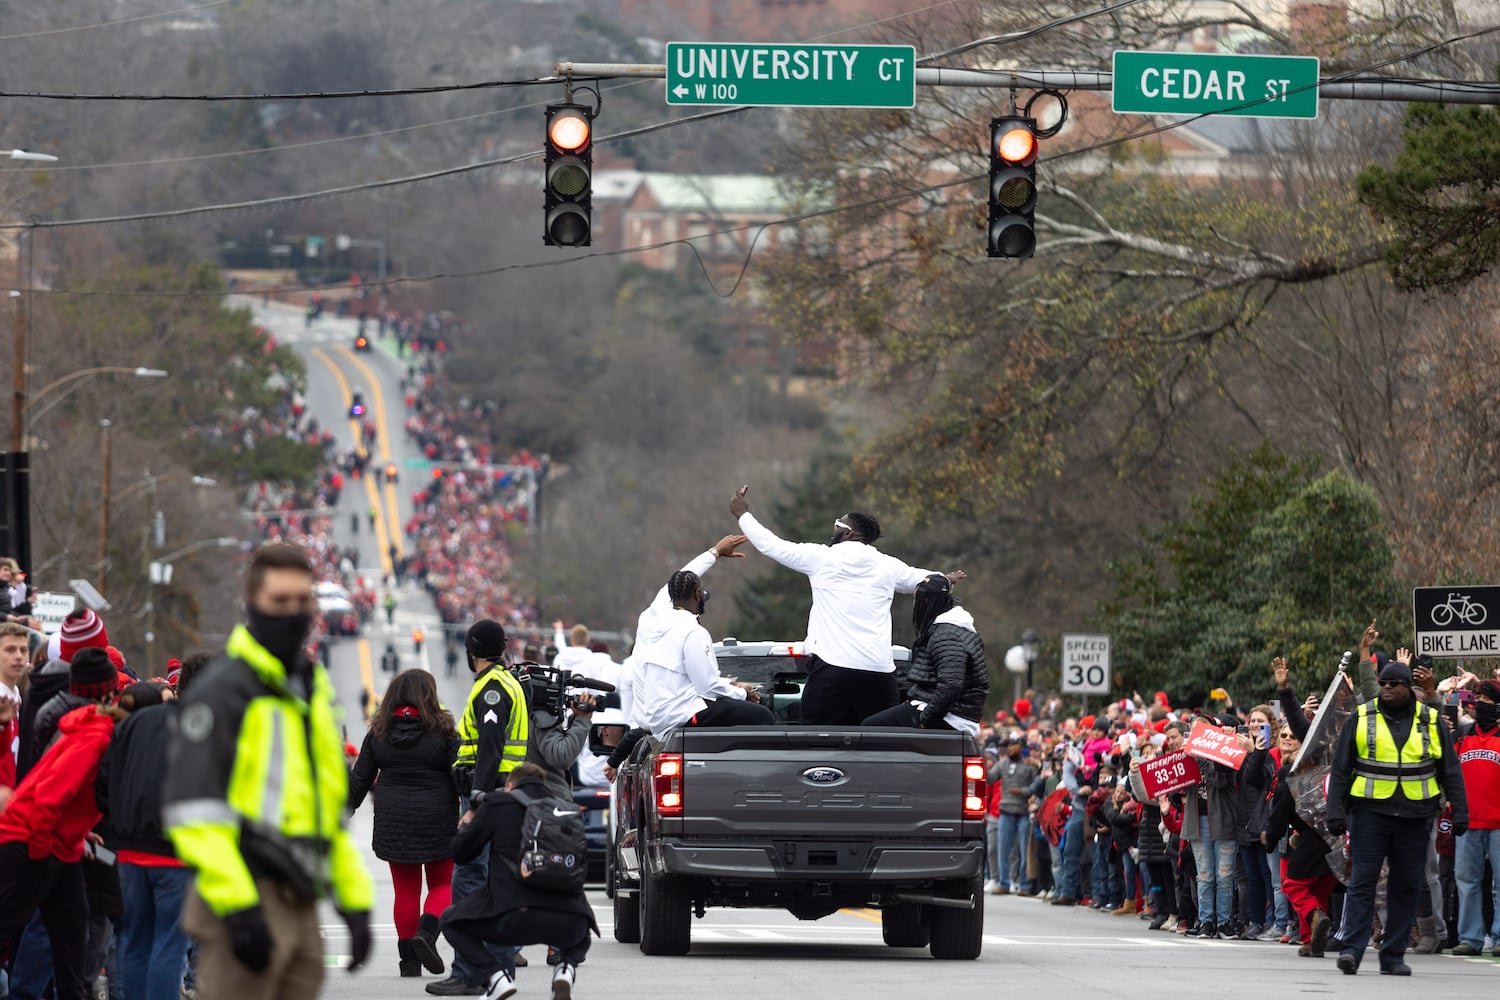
[
  {"xmin": 1328, "ymin": 696, "xmax": 1468, "ymax": 827},
  {"xmin": 163, "ymin": 626, "xmax": 373, "ymax": 917},
  {"xmin": 455, "ymin": 665, "xmax": 528, "ymax": 795}
]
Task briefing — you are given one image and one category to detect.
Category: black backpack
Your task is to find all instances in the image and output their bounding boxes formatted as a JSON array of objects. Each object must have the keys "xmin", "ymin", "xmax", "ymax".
[{"xmin": 503, "ymin": 788, "xmax": 588, "ymax": 892}]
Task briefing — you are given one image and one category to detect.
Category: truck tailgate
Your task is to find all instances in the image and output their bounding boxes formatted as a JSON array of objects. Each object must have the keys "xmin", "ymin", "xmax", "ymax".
[{"xmin": 662, "ymin": 727, "xmax": 975, "ymax": 840}]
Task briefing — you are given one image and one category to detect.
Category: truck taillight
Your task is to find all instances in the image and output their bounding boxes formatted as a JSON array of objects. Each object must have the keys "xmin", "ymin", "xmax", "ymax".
[
  {"xmin": 655, "ymin": 753, "xmax": 684, "ymax": 817},
  {"xmin": 963, "ymin": 756, "xmax": 986, "ymax": 819}
]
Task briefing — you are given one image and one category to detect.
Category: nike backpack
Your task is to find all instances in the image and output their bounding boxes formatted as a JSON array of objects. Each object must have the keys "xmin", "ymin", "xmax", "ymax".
[{"xmin": 505, "ymin": 788, "xmax": 589, "ymax": 892}]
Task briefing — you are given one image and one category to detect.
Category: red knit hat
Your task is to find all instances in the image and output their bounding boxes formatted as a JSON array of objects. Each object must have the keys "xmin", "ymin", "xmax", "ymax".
[
  {"xmin": 1079, "ymin": 714, "xmax": 1096, "ymax": 730},
  {"xmin": 59, "ymin": 609, "xmax": 109, "ymax": 663},
  {"xmin": 106, "ymin": 646, "xmax": 126, "ymax": 670},
  {"xmin": 1013, "ymin": 698, "xmax": 1032, "ymax": 720}
]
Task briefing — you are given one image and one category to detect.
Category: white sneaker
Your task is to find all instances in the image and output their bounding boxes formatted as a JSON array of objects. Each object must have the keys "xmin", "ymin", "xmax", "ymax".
[
  {"xmin": 983, "ymin": 879, "xmax": 1000, "ymax": 894},
  {"xmin": 485, "ymin": 968, "xmax": 517, "ymax": 1000},
  {"xmin": 551, "ymin": 962, "xmax": 576, "ymax": 1000}
]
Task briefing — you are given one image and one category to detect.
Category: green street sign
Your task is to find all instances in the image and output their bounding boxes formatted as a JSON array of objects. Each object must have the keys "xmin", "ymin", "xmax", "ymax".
[
  {"xmin": 665, "ymin": 42, "xmax": 915, "ymax": 108},
  {"xmin": 1112, "ymin": 51, "xmax": 1319, "ymax": 119}
]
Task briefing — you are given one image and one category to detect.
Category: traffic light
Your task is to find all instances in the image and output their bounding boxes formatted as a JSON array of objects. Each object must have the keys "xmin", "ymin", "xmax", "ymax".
[
  {"xmin": 544, "ymin": 103, "xmax": 594, "ymax": 247},
  {"xmin": 988, "ymin": 116, "xmax": 1037, "ymax": 258}
]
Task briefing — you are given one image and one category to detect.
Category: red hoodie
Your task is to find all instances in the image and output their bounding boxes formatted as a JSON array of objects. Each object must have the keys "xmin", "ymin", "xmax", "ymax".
[{"xmin": 0, "ymin": 704, "xmax": 116, "ymax": 862}]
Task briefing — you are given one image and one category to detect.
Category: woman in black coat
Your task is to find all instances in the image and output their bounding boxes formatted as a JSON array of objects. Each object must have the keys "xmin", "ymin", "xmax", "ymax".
[
  {"xmin": 349, "ymin": 669, "xmax": 460, "ymax": 978},
  {"xmin": 1128, "ymin": 739, "xmax": 1178, "ymax": 929}
]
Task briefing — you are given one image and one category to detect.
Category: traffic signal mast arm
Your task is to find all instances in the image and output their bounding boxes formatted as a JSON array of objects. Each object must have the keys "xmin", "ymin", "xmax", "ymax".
[{"xmin": 554, "ymin": 62, "xmax": 1500, "ymax": 107}]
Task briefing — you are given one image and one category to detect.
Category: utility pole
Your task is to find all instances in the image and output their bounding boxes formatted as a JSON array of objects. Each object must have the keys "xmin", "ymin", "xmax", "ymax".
[{"xmin": 98, "ymin": 419, "xmax": 112, "ymax": 594}]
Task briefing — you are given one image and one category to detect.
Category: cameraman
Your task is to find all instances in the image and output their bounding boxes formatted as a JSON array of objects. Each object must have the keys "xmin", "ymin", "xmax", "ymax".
[{"xmin": 516, "ymin": 666, "xmax": 597, "ymax": 800}]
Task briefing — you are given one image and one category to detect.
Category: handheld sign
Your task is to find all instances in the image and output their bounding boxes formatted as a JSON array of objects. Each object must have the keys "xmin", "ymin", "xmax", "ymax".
[
  {"xmin": 1184, "ymin": 721, "xmax": 1249, "ymax": 770},
  {"xmin": 1138, "ymin": 750, "xmax": 1202, "ymax": 797},
  {"xmin": 32, "ymin": 592, "xmax": 76, "ymax": 633}
]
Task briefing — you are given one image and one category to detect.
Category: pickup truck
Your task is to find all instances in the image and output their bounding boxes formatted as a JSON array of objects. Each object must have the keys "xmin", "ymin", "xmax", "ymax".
[{"xmin": 597, "ymin": 640, "xmax": 987, "ymax": 960}]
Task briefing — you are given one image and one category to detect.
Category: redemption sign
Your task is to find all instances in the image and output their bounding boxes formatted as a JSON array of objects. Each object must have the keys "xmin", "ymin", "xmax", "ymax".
[
  {"xmin": 1112, "ymin": 51, "xmax": 1320, "ymax": 119},
  {"xmin": 665, "ymin": 42, "xmax": 916, "ymax": 108},
  {"xmin": 1138, "ymin": 750, "xmax": 1202, "ymax": 798},
  {"xmin": 1184, "ymin": 721, "xmax": 1248, "ymax": 770},
  {"xmin": 1414, "ymin": 585, "xmax": 1500, "ymax": 658}
]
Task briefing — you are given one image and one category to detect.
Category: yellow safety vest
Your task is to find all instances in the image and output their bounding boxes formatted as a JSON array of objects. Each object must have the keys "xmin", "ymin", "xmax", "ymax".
[
  {"xmin": 455, "ymin": 665, "xmax": 528, "ymax": 778},
  {"xmin": 164, "ymin": 626, "xmax": 374, "ymax": 917},
  {"xmin": 1351, "ymin": 701, "xmax": 1442, "ymax": 802}
]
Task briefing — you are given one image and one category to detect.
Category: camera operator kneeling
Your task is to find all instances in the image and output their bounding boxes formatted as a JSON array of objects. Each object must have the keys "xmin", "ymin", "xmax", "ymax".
[
  {"xmin": 862, "ymin": 574, "xmax": 988, "ymax": 732},
  {"xmin": 441, "ymin": 763, "xmax": 598, "ymax": 1000}
]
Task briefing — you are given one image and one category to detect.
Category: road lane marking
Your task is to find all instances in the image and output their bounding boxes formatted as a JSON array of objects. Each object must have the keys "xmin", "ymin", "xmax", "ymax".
[
  {"xmin": 839, "ymin": 907, "xmax": 883, "ymax": 924},
  {"xmin": 310, "ymin": 347, "xmax": 393, "ymax": 578},
  {"xmin": 338, "ymin": 346, "xmax": 404, "ymax": 560},
  {"xmin": 356, "ymin": 638, "xmax": 375, "ymax": 711}
]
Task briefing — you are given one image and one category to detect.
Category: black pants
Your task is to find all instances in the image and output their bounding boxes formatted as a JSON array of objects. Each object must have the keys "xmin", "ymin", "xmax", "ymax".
[
  {"xmin": 1146, "ymin": 860, "xmax": 1177, "ymax": 917},
  {"xmin": 444, "ymin": 908, "xmax": 590, "ymax": 980},
  {"xmin": 0, "ymin": 841, "xmax": 91, "ymax": 1000},
  {"xmin": 861, "ymin": 702, "xmax": 958, "ymax": 730},
  {"xmin": 1338, "ymin": 809, "xmax": 1430, "ymax": 970},
  {"xmin": 692, "ymin": 696, "xmax": 776, "ymax": 727},
  {"xmin": 798, "ymin": 658, "xmax": 898, "ymax": 726}
]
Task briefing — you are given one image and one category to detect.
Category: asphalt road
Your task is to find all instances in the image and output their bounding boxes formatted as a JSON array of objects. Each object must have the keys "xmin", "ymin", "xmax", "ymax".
[{"xmin": 238, "ymin": 297, "xmax": 1498, "ymax": 997}]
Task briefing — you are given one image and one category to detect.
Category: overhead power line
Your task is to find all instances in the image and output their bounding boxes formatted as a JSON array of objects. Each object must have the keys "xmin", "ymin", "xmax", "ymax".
[{"xmin": 0, "ymin": 0, "xmax": 232, "ymax": 41}]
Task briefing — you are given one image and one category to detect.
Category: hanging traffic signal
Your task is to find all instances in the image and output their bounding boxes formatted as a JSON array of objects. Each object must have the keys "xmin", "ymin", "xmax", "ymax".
[
  {"xmin": 988, "ymin": 116, "xmax": 1037, "ymax": 259},
  {"xmin": 544, "ymin": 103, "xmax": 594, "ymax": 247}
]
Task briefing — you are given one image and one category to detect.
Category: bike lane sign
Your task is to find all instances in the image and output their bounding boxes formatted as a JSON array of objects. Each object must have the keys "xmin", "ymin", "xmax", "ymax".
[{"xmin": 1414, "ymin": 585, "xmax": 1500, "ymax": 658}]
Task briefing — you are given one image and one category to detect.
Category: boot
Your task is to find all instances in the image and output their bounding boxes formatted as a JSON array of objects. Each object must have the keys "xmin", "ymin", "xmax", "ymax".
[
  {"xmin": 1112, "ymin": 900, "xmax": 1137, "ymax": 916},
  {"xmin": 412, "ymin": 914, "xmax": 446, "ymax": 975},
  {"xmin": 1414, "ymin": 914, "xmax": 1440, "ymax": 954},
  {"xmin": 397, "ymin": 939, "xmax": 422, "ymax": 978}
]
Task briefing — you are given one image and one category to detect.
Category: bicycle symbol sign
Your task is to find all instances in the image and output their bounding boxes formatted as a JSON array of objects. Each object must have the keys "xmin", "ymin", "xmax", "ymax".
[{"xmin": 1413, "ymin": 585, "xmax": 1500, "ymax": 658}]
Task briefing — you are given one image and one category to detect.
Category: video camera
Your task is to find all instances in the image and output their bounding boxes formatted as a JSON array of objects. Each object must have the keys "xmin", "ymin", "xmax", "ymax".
[{"xmin": 513, "ymin": 662, "xmax": 616, "ymax": 724}]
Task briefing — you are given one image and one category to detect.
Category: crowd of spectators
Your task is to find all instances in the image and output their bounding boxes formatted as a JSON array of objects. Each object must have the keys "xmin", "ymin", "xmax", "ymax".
[
  {"xmin": 975, "ymin": 627, "xmax": 1496, "ymax": 971},
  {"xmin": 395, "ymin": 357, "xmax": 544, "ymax": 636}
]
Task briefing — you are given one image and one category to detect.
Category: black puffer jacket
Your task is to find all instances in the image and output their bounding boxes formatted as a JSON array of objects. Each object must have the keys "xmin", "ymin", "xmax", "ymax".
[
  {"xmin": 906, "ymin": 607, "xmax": 988, "ymax": 727},
  {"xmin": 349, "ymin": 716, "xmax": 461, "ymax": 864}
]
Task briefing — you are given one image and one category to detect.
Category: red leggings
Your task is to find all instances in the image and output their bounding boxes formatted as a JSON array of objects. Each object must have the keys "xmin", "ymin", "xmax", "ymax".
[
  {"xmin": 390, "ymin": 860, "xmax": 454, "ymax": 939},
  {"xmin": 1280, "ymin": 858, "xmax": 1337, "ymax": 943}
]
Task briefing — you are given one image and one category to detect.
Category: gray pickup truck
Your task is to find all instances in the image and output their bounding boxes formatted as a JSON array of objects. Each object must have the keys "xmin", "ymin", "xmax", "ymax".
[{"xmin": 600, "ymin": 640, "xmax": 987, "ymax": 959}]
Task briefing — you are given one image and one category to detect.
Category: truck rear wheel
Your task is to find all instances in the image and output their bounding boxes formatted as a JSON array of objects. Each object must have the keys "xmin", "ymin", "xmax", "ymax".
[
  {"xmin": 928, "ymin": 878, "xmax": 984, "ymax": 959},
  {"xmin": 639, "ymin": 868, "xmax": 691, "ymax": 955},
  {"xmin": 613, "ymin": 889, "xmax": 641, "ymax": 944},
  {"xmin": 881, "ymin": 903, "xmax": 929, "ymax": 948}
]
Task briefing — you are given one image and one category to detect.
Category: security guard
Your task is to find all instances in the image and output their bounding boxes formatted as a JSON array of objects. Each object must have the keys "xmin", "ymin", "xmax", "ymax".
[
  {"xmin": 427, "ymin": 619, "xmax": 529, "ymax": 997},
  {"xmin": 163, "ymin": 543, "xmax": 373, "ymax": 1000},
  {"xmin": 1327, "ymin": 654, "xmax": 1467, "ymax": 977}
]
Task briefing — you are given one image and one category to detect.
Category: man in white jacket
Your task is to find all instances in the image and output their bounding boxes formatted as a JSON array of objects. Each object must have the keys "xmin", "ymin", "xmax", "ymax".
[{"xmin": 730, "ymin": 490, "xmax": 964, "ymax": 726}]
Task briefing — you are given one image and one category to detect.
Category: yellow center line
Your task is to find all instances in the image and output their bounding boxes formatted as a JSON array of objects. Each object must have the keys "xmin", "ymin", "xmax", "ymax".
[
  {"xmin": 338, "ymin": 346, "xmax": 405, "ymax": 560},
  {"xmin": 839, "ymin": 908, "xmax": 883, "ymax": 924},
  {"xmin": 309, "ymin": 347, "xmax": 393, "ymax": 579},
  {"xmin": 355, "ymin": 638, "xmax": 376, "ymax": 714}
]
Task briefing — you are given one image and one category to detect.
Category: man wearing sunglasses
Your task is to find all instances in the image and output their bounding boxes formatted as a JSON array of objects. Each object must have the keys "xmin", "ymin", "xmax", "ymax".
[
  {"xmin": 1325, "ymin": 650, "xmax": 1468, "ymax": 977},
  {"xmin": 730, "ymin": 489, "xmax": 964, "ymax": 726}
]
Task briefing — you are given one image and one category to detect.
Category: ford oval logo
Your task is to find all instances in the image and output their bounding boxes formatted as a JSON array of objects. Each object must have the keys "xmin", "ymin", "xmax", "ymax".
[{"xmin": 801, "ymin": 766, "xmax": 846, "ymax": 785}]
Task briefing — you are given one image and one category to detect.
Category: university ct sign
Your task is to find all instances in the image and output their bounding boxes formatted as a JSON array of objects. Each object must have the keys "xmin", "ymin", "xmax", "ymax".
[{"xmin": 665, "ymin": 42, "xmax": 916, "ymax": 108}]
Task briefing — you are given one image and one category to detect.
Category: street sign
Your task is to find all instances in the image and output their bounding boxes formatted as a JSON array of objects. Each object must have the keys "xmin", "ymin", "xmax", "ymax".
[
  {"xmin": 32, "ymin": 591, "xmax": 75, "ymax": 633},
  {"xmin": 1060, "ymin": 633, "xmax": 1111, "ymax": 694},
  {"xmin": 1112, "ymin": 51, "xmax": 1319, "ymax": 119},
  {"xmin": 666, "ymin": 42, "xmax": 916, "ymax": 108},
  {"xmin": 1414, "ymin": 585, "xmax": 1500, "ymax": 658}
]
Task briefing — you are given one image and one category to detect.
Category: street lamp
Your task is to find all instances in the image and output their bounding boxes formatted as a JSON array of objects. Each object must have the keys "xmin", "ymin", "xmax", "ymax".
[
  {"xmin": 145, "ymin": 536, "xmax": 240, "ymax": 672},
  {"xmin": 335, "ymin": 233, "xmax": 387, "ymax": 285},
  {"xmin": 6, "ymin": 150, "xmax": 58, "ymax": 162},
  {"xmin": 1021, "ymin": 628, "xmax": 1040, "ymax": 692},
  {"xmin": 25, "ymin": 367, "xmax": 169, "ymax": 433}
]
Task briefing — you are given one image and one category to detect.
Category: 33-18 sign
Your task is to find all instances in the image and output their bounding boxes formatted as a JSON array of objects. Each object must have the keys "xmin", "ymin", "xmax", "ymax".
[{"xmin": 1061, "ymin": 633, "xmax": 1111, "ymax": 694}]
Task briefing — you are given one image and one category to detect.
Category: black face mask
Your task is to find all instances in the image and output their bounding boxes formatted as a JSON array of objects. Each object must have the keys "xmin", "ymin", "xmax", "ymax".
[
  {"xmin": 1476, "ymin": 701, "xmax": 1499, "ymax": 730},
  {"xmin": 246, "ymin": 607, "xmax": 314, "ymax": 667}
]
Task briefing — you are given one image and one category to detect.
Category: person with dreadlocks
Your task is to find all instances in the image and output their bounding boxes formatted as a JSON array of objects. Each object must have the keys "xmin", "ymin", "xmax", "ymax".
[
  {"xmin": 861, "ymin": 574, "xmax": 988, "ymax": 732},
  {"xmin": 730, "ymin": 488, "xmax": 965, "ymax": 726},
  {"xmin": 630, "ymin": 534, "xmax": 775, "ymax": 738}
]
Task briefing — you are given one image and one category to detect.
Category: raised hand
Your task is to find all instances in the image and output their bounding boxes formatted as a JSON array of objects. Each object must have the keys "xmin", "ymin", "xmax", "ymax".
[
  {"xmin": 714, "ymin": 534, "xmax": 750, "ymax": 559},
  {"xmin": 1360, "ymin": 619, "xmax": 1379, "ymax": 657},
  {"xmin": 1272, "ymin": 656, "xmax": 1289, "ymax": 690}
]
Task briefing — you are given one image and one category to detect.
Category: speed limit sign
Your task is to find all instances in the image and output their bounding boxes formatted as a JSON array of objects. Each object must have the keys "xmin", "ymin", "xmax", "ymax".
[{"xmin": 1061, "ymin": 633, "xmax": 1111, "ymax": 694}]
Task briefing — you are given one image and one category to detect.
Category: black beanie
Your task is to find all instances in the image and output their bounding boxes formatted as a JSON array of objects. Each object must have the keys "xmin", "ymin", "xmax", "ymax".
[
  {"xmin": 465, "ymin": 619, "xmax": 508, "ymax": 661},
  {"xmin": 1378, "ymin": 661, "xmax": 1413, "ymax": 689},
  {"xmin": 70, "ymin": 647, "xmax": 118, "ymax": 700}
]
